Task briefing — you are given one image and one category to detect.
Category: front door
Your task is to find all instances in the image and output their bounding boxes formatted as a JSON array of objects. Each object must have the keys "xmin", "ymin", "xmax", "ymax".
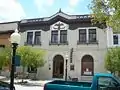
[{"xmin": 53, "ymin": 55, "xmax": 64, "ymax": 78}]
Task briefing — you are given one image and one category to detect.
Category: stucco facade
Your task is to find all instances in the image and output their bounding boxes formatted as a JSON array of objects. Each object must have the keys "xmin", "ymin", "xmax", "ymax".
[{"xmin": 19, "ymin": 11, "xmax": 108, "ymax": 81}]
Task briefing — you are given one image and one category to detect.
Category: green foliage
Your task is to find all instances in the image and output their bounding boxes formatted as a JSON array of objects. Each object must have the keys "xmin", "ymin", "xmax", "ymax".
[
  {"xmin": 17, "ymin": 46, "xmax": 31, "ymax": 67},
  {"xmin": 17, "ymin": 46, "xmax": 46, "ymax": 81},
  {"xmin": 90, "ymin": 0, "xmax": 120, "ymax": 31},
  {"xmin": 0, "ymin": 47, "xmax": 12, "ymax": 69},
  {"xmin": 29, "ymin": 48, "xmax": 45, "ymax": 69},
  {"xmin": 17, "ymin": 46, "xmax": 46, "ymax": 68},
  {"xmin": 105, "ymin": 47, "xmax": 120, "ymax": 73}
]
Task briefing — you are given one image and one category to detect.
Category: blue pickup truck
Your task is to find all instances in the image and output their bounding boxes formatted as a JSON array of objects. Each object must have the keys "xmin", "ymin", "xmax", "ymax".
[{"xmin": 44, "ymin": 73, "xmax": 120, "ymax": 90}]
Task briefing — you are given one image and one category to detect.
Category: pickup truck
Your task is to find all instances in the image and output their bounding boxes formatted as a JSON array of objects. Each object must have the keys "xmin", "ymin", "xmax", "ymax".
[{"xmin": 44, "ymin": 73, "xmax": 120, "ymax": 90}]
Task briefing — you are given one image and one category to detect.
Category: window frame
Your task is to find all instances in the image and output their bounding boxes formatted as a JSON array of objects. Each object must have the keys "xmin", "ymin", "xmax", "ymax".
[
  {"xmin": 51, "ymin": 30, "xmax": 58, "ymax": 44},
  {"xmin": 88, "ymin": 29, "xmax": 97, "ymax": 43},
  {"xmin": 113, "ymin": 34, "xmax": 119, "ymax": 45},
  {"xmin": 34, "ymin": 31, "xmax": 41, "ymax": 45},
  {"xmin": 26, "ymin": 32, "xmax": 33, "ymax": 45},
  {"xmin": 77, "ymin": 27, "xmax": 97, "ymax": 45},
  {"xmin": 60, "ymin": 30, "xmax": 67, "ymax": 43},
  {"xmin": 79, "ymin": 29, "xmax": 87, "ymax": 43},
  {"xmin": 50, "ymin": 30, "xmax": 68, "ymax": 45},
  {"xmin": 26, "ymin": 30, "xmax": 42, "ymax": 45}
]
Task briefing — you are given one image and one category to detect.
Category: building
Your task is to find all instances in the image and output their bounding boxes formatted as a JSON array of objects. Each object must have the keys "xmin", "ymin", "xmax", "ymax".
[
  {"xmin": 0, "ymin": 21, "xmax": 18, "ymax": 48},
  {"xmin": 18, "ymin": 10, "xmax": 108, "ymax": 81}
]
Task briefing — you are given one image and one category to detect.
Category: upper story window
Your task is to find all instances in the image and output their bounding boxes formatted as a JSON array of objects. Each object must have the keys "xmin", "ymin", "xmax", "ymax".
[
  {"xmin": 60, "ymin": 30, "xmax": 67, "ymax": 43},
  {"xmin": 26, "ymin": 31, "xmax": 41, "ymax": 45},
  {"xmin": 89, "ymin": 29, "xmax": 96, "ymax": 43},
  {"xmin": 50, "ymin": 30, "xmax": 68, "ymax": 45},
  {"xmin": 78, "ymin": 28, "xmax": 97, "ymax": 44},
  {"xmin": 113, "ymin": 35, "xmax": 118, "ymax": 45},
  {"xmin": 51, "ymin": 31, "xmax": 58, "ymax": 43},
  {"xmin": 27, "ymin": 32, "xmax": 33, "ymax": 45},
  {"xmin": 79, "ymin": 29, "xmax": 86, "ymax": 43},
  {"xmin": 34, "ymin": 31, "xmax": 41, "ymax": 45}
]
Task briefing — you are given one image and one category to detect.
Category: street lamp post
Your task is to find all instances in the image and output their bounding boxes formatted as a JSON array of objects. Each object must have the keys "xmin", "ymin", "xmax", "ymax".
[
  {"xmin": 65, "ymin": 54, "xmax": 68, "ymax": 81},
  {"xmin": 10, "ymin": 29, "xmax": 21, "ymax": 90}
]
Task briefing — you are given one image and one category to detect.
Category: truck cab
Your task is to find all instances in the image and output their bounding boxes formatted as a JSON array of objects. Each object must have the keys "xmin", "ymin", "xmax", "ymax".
[{"xmin": 93, "ymin": 73, "xmax": 120, "ymax": 90}]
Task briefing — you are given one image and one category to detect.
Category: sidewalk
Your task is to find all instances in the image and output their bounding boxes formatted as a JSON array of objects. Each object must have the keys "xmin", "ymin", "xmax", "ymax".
[{"xmin": 3, "ymin": 79, "xmax": 52, "ymax": 87}]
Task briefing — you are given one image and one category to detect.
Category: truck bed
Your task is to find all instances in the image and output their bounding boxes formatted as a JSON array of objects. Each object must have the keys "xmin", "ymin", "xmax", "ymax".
[
  {"xmin": 44, "ymin": 80, "xmax": 92, "ymax": 90},
  {"xmin": 49, "ymin": 80, "xmax": 92, "ymax": 87}
]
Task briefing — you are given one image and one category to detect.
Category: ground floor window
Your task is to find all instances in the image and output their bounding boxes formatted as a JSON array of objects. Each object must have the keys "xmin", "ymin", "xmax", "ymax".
[
  {"xmin": 28, "ymin": 66, "xmax": 37, "ymax": 73},
  {"xmin": 81, "ymin": 55, "xmax": 94, "ymax": 76}
]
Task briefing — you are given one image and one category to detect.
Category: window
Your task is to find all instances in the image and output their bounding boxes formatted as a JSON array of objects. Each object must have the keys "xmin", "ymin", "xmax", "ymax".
[
  {"xmin": 0, "ymin": 45, "xmax": 5, "ymax": 48},
  {"xmin": 27, "ymin": 32, "xmax": 33, "ymax": 45},
  {"xmin": 28, "ymin": 66, "xmax": 37, "ymax": 73},
  {"xmin": 98, "ymin": 77, "xmax": 119, "ymax": 89},
  {"xmin": 89, "ymin": 29, "xmax": 96, "ymax": 43},
  {"xmin": 34, "ymin": 31, "xmax": 41, "ymax": 45},
  {"xmin": 81, "ymin": 55, "xmax": 94, "ymax": 76},
  {"xmin": 79, "ymin": 29, "xmax": 86, "ymax": 43},
  {"xmin": 26, "ymin": 31, "xmax": 41, "ymax": 45},
  {"xmin": 51, "ymin": 31, "xmax": 58, "ymax": 43},
  {"xmin": 113, "ymin": 35, "xmax": 118, "ymax": 45},
  {"xmin": 60, "ymin": 30, "xmax": 67, "ymax": 43}
]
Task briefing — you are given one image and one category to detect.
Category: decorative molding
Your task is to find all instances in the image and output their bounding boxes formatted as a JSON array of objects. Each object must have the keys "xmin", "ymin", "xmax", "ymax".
[{"xmin": 50, "ymin": 21, "xmax": 69, "ymax": 30}]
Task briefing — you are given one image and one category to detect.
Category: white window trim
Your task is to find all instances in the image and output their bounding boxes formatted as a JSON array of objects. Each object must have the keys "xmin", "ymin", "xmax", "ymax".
[
  {"xmin": 26, "ymin": 30, "xmax": 42, "ymax": 44},
  {"xmin": 78, "ymin": 27, "xmax": 98, "ymax": 43}
]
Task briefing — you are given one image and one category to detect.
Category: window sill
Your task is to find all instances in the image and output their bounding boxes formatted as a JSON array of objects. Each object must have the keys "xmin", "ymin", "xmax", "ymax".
[
  {"xmin": 77, "ymin": 41, "xmax": 98, "ymax": 45},
  {"xmin": 49, "ymin": 41, "xmax": 69, "ymax": 45},
  {"xmin": 24, "ymin": 42, "xmax": 41, "ymax": 46}
]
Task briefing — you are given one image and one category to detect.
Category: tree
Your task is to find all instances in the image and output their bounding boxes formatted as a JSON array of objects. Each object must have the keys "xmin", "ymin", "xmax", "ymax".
[
  {"xmin": 105, "ymin": 47, "xmax": 120, "ymax": 75},
  {"xmin": 17, "ymin": 46, "xmax": 46, "ymax": 81},
  {"xmin": 27, "ymin": 48, "xmax": 45, "ymax": 79},
  {"xmin": 0, "ymin": 47, "xmax": 12, "ymax": 72},
  {"xmin": 90, "ymin": 0, "xmax": 120, "ymax": 31}
]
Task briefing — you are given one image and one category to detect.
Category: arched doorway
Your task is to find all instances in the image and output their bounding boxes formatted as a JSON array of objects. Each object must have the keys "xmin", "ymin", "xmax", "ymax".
[
  {"xmin": 81, "ymin": 55, "xmax": 94, "ymax": 76},
  {"xmin": 53, "ymin": 55, "xmax": 64, "ymax": 78}
]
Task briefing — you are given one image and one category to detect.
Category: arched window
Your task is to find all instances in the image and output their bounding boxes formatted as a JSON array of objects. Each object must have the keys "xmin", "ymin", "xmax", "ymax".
[
  {"xmin": 81, "ymin": 55, "xmax": 94, "ymax": 76},
  {"xmin": 53, "ymin": 55, "xmax": 64, "ymax": 78}
]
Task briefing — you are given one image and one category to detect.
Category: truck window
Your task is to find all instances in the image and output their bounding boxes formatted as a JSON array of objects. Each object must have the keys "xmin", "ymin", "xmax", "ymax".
[{"xmin": 98, "ymin": 77, "xmax": 119, "ymax": 90}]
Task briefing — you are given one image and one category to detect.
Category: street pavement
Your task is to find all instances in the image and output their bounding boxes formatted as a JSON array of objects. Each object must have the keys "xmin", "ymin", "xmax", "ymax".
[
  {"xmin": 0, "ymin": 76, "xmax": 52, "ymax": 90},
  {"xmin": 15, "ymin": 85, "xmax": 43, "ymax": 90}
]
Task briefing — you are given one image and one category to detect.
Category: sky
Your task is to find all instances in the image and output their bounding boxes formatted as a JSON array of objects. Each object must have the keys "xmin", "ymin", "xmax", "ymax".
[{"xmin": 0, "ymin": 0, "xmax": 92, "ymax": 22}]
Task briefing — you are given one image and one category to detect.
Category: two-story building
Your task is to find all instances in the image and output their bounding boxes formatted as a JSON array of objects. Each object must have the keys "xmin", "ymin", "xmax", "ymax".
[{"xmin": 18, "ymin": 10, "xmax": 108, "ymax": 81}]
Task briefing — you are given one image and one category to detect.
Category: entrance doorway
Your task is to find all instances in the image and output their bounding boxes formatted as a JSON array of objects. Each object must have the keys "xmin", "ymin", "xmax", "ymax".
[{"xmin": 53, "ymin": 55, "xmax": 64, "ymax": 78}]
